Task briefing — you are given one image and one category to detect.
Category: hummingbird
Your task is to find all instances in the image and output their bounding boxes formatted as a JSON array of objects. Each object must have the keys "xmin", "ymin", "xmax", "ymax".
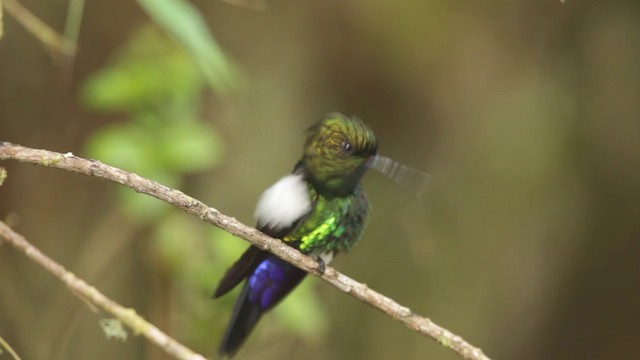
[{"xmin": 213, "ymin": 113, "xmax": 427, "ymax": 358}]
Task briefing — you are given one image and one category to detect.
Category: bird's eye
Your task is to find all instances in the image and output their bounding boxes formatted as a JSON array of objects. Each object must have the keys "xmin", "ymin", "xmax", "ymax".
[{"xmin": 342, "ymin": 140, "xmax": 354, "ymax": 154}]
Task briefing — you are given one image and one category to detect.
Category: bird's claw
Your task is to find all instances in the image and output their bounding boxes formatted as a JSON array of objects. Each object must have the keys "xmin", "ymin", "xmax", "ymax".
[{"xmin": 316, "ymin": 257, "xmax": 326, "ymax": 275}]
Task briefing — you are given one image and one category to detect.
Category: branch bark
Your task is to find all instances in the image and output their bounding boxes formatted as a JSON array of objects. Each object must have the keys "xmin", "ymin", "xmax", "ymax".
[
  {"xmin": 0, "ymin": 220, "xmax": 207, "ymax": 360},
  {"xmin": 0, "ymin": 142, "xmax": 491, "ymax": 360}
]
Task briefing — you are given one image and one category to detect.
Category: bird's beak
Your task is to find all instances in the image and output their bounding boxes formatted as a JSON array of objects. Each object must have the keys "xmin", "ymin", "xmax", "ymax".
[{"xmin": 367, "ymin": 155, "xmax": 431, "ymax": 197}]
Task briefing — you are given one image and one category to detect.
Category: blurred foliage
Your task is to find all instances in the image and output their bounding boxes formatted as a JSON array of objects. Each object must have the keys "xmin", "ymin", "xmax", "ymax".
[
  {"xmin": 83, "ymin": 25, "xmax": 225, "ymax": 221},
  {"xmin": 137, "ymin": 0, "xmax": 240, "ymax": 93}
]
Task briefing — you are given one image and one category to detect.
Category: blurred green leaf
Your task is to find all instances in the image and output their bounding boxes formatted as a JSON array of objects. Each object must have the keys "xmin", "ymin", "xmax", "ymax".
[
  {"xmin": 85, "ymin": 119, "xmax": 223, "ymax": 223},
  {"xmin": 86, "ymin": 120, "xmax": 224, "ymax": 174},
  {"xmin": 119, "ymin": 187, "xmax": 175, "ymax": 223},
  {"xmin": 160, "ymin": 121, "xmax": 225, "ymax": 172},
  {"xmin": 82, "ymin": 26, "xmax": 202, "ymax": 111},
  {"xmin": 153, "ymin": 212, "xmax": 200, "ymax": 271},
  {"xmin": 85, "ymin": 122, "xmax": 160, "ymax": 176},
  {"xmin": 136, "ymin": 0, "xmax": 240, "ymax": 92}
]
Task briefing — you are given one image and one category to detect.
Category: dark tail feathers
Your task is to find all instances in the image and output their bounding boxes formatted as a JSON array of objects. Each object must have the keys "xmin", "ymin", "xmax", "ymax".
[{"xmin": 217, "ymin": 282, "xmax": 264, "ymax": 358}]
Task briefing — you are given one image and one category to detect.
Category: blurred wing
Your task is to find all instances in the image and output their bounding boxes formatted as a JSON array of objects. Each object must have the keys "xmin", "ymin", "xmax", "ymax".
[
  {"xmin": 368, "ymin": 155, "xmax": 431, "ymax": 197},
  {"xmin": 213, "ymin": 213, "xmax": 311, "ymax": 298},
  {"xmin": 213, "ymin": 245, "xmax": 267, "ymax": 298}
]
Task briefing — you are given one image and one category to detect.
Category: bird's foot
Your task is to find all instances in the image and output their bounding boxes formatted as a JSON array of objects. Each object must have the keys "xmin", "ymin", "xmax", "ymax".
[{"xmin": 316, "ymin": 257, "xmax": 326, "ymax": 275}]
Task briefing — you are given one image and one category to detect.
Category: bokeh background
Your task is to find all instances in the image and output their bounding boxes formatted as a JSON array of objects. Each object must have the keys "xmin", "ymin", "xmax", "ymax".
[{"xmin": 1, "ymin": 0, "xmax": 639, "ymax": 359}]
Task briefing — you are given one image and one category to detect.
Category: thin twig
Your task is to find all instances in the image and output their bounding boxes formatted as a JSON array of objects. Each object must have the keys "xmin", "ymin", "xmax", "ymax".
[
  {"xmin": 0, "ymin": 142, "xmax": 491, "ymax": 360},
  {"xmin": 1, "ymin": 0, "xmax": 4, "ymax": 39},
  {"xmin": 0, "ymin": 334, "xmax": 22, "ymax": 360},
  {"xmin": 63, "ymin": 0, "xmax": 84, "ymax": 47},
  {"xmin": 0, "ymin": 221, "xmax": 207, "ymax": 360},
  {"xmin": 2, "ymin": 0, "xmax": 76, "ymax": 55}
]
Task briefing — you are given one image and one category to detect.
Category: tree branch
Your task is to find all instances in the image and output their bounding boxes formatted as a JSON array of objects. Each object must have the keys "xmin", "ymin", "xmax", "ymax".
[
  {"xmin": 0, "ymin": 220, "xmax": 207, "ymax": 360},
  {"xmin": 0, "ymin": 142, "xmax": 491, "ymax": 360}
]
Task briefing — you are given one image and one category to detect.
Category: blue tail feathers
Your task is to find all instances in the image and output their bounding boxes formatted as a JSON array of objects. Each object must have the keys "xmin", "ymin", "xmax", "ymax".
[{"xmin": 217, "ymin": 255, "xmax": 307, "ymax": 358}]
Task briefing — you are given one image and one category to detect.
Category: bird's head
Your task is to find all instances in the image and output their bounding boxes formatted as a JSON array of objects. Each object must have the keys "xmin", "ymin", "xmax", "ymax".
[{"xmin": 301, "ymin": 113, "xmax": 378, "ymax": 197}]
